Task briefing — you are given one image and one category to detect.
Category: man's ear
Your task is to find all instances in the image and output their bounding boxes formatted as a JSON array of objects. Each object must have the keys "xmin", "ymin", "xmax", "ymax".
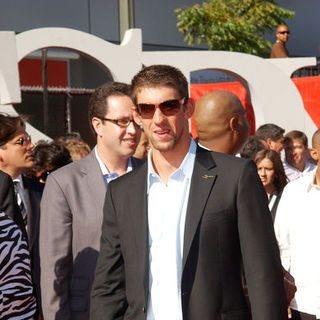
[
  {"xmin": 91, "ymin": 117, "xmax": 103, "ymax": 137},
  {"xmin": 184, "ymin": 97, "xmax": 195, "ymax": 120},
  {"xmin": 133, "ymin": 107, "xmax": 142, "ymax": 126},
  {"xmin": 230, "ymin": 117, "xmax": 239, "ymax": 134},
  {"xmin": 310, "ymin": 148, "xmax": 319, "ymax": 162},
  {"xmin": 266, "ymin": 137, "xmax": 273, "ymax": 148}
]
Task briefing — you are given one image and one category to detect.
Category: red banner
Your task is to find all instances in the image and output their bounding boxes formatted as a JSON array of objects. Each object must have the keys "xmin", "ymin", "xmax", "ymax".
[{"xmin": 190, "ymin": 76, "xmax": 320, "ymax": 139}]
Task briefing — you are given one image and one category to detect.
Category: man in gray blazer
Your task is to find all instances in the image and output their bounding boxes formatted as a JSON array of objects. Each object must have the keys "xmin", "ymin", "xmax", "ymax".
[{"xmin": 40, "ymin": 82, "xmax": 142, "ymax": 320}]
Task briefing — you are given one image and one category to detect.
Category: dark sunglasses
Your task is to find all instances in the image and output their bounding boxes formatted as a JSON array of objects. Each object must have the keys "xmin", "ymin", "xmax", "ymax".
[
  {"xmin": 279, "ymin": 31, "xmax": 290, "ymax": 35},
  {"xmin": 136, "ymin": 98, "xmax": 186, "ymax": 118}
]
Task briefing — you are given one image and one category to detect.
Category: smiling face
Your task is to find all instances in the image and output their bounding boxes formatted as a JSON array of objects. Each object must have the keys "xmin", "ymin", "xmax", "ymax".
[
  {"xmin": 0, "ymin": 125, "xmax": 34, "ymax": 179},
  {"xmin": 284, "ymin": 138, "xmax": 307, "ymax": 170},
  {"xmin": 133, "ymin": 86, "xmax": 194, "ymax": 160},
  {"xmin": 93, "ymin": 94, "xmax": 140, "ymax": 161}
]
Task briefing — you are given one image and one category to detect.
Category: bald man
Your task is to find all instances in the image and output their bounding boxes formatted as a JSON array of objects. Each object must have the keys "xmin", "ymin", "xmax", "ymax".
[
  {"xmin": 194, "ymin": 90, "xmax": 250, "ymax": 155},
  {"xmin": 270, "ymin": 25, "xmax": 290, "ymax": 58},
  {"xmin": 275, "ymin": 129, "xmax": 320, "ymax": 320}
]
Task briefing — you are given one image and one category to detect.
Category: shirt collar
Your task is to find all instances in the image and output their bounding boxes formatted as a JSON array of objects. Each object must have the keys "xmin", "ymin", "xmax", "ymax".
[
  {"xmin": 147, "ymin": 139, "xmax": 197, "ymax": 192},
  {"xmin": 13, "ymin": 174, "xmax": 24, "ymax": 188},
  {"xmin": 306, "ymin": 168, "xmax": 320, "ymax": 192},
  {"xmin": 94, "ymin": 145, "xmax": 132, "ymax": 176},
  {"xmin": 197, "ymin": 142, "xmax": 210, "ymax": 151}
]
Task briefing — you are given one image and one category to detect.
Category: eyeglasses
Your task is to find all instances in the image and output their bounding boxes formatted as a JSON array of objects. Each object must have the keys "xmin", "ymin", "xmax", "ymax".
[
  {"xmin": 15, "ymin": 134, "xmax": 32, "ymax": 146},
  {"xmin": 100, "ymin": 117, "xmax": 136, "ymax": 128},
  {"xmin": 136, "ymin": 98, "xmax": 186, "ymax": 119},
  {"xmin": 279, "ymin": 31, "xmax": 290, "ymax": 35}
]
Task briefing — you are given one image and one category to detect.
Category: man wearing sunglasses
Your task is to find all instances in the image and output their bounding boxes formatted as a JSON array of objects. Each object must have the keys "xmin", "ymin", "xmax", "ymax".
[
  {"xmin": 91, "ymin": 65, "xmax": 287, "ymax": 320},
  {"xmin": 0, "ymin": 113, "xmax": 44, "ymax": 317},
  {"xmin": 270, "ymin": 24, "xmax": 290, "ymax": 58},
  {"xmin": 40, "ymin": 82, "xmax": 142, "ymax": 320}
]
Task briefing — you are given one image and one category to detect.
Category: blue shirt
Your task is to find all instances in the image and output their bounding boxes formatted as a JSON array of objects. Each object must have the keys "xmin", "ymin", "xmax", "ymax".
[{"xmin": 94, "ymin": 146, "xmax": 133, "ymax": 186}]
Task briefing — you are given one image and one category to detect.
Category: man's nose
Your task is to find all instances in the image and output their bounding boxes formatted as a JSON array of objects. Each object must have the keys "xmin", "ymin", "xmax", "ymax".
[
  {"xmin": 153, "ymin": 106, "xmax": 166, "ymax": 124},
  {"xmin": 127, "ymin": 120, "xmax": 138, "ymax": 134},
  {"xmin": 27, "ymin": 142, "xmax": 35, "ymax": 150}
]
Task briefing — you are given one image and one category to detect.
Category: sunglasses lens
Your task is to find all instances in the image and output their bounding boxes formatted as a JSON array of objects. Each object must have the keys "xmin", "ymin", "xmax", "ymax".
[
  {"xmin": 137, "ymin": 99, "xmax": 183, "ymax": 118},
  {"xmin": 159, "ymin": 99, "xmax": 181, "ymax": 115},
  {"xmin": 138, "ymin": 104, "xmax": 155, "ymax": 118}
]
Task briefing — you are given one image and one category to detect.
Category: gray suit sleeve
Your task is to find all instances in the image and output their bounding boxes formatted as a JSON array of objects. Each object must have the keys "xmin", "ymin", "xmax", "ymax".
[
  {"xmin": 237, "ymin": 161, "xmax": 287, "ymax": 320},
  {"xmin": 40, "ymin": 174, "xmax": 72, "ymax": 320},
  {"xmin": 90, "ymin": 183, "xmax": 128, "ymax": 320}
]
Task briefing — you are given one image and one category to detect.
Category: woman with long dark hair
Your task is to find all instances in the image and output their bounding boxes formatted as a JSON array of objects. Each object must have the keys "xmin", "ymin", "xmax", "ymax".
[{"xmin": 254, "ymin": 149, "xmax": 288, "ymax": 222}]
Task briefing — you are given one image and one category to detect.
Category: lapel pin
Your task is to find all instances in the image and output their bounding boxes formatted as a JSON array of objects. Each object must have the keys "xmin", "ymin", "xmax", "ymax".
[{"xmin": 202, "ymin": 174, "xmax": 215, "ymax": 179}]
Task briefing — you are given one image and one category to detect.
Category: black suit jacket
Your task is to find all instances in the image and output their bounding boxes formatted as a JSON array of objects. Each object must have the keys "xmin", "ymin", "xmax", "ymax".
[
  {"xmin": 0, "ymin": 170, "xmax": 24, "ymax": 229},
  {"xmin": 91, "ymin": 147, "xmax": 287, "ymax": 320},
  {"xmin": 22, "ymin": 175, "xmax": 44, "ymax": 316}
]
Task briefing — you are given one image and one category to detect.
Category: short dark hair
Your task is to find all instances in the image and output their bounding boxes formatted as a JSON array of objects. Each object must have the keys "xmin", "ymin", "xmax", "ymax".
[
  {"xmin": 88, "ymin": 82, "xmax": 131, "ymax": 133},
  {"xmin": 240, "ymin": 136, "xmax": 266, "ymax": 159},
  {"xmin": 254, "ymin": 149, "xmax": 288, "ymax": 192},
  {"xmin": 0, "ymin": 113, "xmax": 25, "ymax": 147},
  {"xmin": 131, "ymin": 64, "xmax": 189, "ymax": 104},
  {"xmin": 28, "ymin": 141, "xmax": 72, "ymax": 176},
  {"xmin": 284, "ymin": 130, "xmax": 308, "ymax": 148},
  {"xmin": 255, "ymin": 123, "xmax": 285, "ymax": 142}
]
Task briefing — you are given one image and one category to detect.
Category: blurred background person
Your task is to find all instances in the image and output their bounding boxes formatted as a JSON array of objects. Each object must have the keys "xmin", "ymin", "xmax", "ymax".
[
  {"xmin": 283, "ymin": 130, "xmax": 316, "ymax": 181},
  {"xmin": 133, "ymin": 128, "xmax": 149, "ymax": 160},
  {"xmin": 27, "ymin": 140, "xmax": 72, "ymax": 183},
  {"xmin": 270, "ymin": 24, "xmax": 290, "ymax": 58},
  {"xmin": 254, "ymin": 149, "xmax": 287, "ymax": 222},
  {"xmin": 255, "ymin": 123, "xmax": 285, "ymax": 154},
  {"xmin": 240, "ymin": 135, "xmax": 268, "ymax": 159},
  {"xmin": 55, "ymin": 132, "xmax": 91, "ymax": 161},
  {"xmin": 63, "ymin": 139, "xmax": 91, "ymax": 161}
]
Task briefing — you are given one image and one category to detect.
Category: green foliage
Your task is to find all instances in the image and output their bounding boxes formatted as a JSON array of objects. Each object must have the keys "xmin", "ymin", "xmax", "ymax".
[{"xmin": 175, "ymin": 0, "xmax": 295, "ymax": 57}]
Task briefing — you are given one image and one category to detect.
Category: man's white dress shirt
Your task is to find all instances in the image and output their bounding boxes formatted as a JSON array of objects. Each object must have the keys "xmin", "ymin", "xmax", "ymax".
[
  {"xmin": 146, "ymin": 139, "xmax": 196, "ymax": 320},
  {"xmin": 13, "ymin": 175, "xmax": 27, "ymax": 224},
  {"xmin": 274, "ymin": 169, "xmax": 320, "ymax": 318},
  {"xmin": 282, "ymin": 159, "xmax": 316, "ymax": 182}
]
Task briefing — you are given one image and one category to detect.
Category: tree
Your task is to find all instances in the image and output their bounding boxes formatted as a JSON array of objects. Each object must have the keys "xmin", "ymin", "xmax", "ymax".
[{"xmin": 175, "ymin": 0, "xmax": 295, "ymax": 57}]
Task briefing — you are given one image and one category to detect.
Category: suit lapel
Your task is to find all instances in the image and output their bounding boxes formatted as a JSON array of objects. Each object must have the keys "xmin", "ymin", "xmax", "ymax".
[
  {"xmin": 81, "ymin": 151, "xmax": 106, "ymax": 211},
  {"xmin": 24, "ymin": 185, "xmax": 34, "ymax": 246},
  {"xmin": 182, "ymin": 148, "xmax": 217, "ymax": 270},
  {"xmin": 128, "ymin": 163, "xmax": 149, "ymax": 297}
]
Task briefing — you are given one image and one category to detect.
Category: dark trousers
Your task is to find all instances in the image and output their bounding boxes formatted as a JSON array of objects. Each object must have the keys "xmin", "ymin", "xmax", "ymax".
[{"xmin": 291, "ymin": 309, "xmax": 318, "ymax": 320}]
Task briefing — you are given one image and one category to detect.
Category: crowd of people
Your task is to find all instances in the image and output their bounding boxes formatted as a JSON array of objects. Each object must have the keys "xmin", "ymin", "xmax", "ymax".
[{"xmin": 0, "ymin": 63, "xmax": 319, "ymax": 320}]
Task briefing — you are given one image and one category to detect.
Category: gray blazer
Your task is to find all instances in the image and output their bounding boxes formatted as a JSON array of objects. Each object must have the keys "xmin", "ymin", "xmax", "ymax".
[{"xmin": 40, "ymin": 150, "xmax": 142, "ymax": 320}]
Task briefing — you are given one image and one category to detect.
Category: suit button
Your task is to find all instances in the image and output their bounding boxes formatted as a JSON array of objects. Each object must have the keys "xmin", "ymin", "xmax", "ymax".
[
  {"xmin": 142, "ymin": 307, "xmax": 146, "ymax": 313},
  {"xmin": 182, "ymin": 292, "xmax": 188, "ymax": 296}
]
